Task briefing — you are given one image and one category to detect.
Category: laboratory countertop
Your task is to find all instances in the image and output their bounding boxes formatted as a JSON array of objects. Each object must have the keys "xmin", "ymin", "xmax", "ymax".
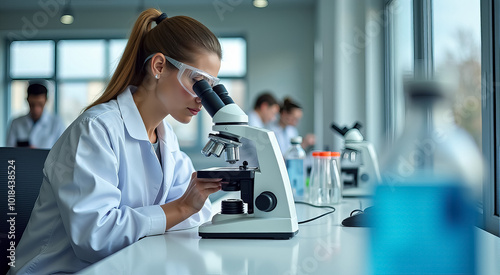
[{"xmin": 77, "ymin": 197, "xmax": 500, "ymax": 275}]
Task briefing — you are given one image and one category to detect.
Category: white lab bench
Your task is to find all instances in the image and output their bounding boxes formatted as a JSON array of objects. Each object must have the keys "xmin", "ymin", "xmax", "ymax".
[{"xmin": 77, "ymin": 197, "xmax": 500, "ymax": 275}]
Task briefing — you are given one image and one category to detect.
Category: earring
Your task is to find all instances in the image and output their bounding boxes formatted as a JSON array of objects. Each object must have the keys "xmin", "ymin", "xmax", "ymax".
[{"xmin": 155, "ymin": 74, "xmax": 160, "ymax": 79}]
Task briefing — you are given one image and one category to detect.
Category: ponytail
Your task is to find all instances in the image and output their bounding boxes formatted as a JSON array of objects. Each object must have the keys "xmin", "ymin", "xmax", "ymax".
[
  {"xmin": 281, "ymin": 97, "xmax": 301, "ymax": 113},
  {"xmin": 85, "ymin": 8, "xmax": 221, "ymax": 111}
]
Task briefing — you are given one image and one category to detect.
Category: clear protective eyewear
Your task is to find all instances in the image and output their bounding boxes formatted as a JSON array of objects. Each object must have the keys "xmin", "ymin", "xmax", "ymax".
[{"xmin": 144, "ymin": 54, "xmax": 220, "ymax": 97}]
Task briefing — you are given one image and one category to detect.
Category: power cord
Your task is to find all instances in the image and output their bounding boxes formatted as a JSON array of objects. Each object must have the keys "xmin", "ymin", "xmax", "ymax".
[{"xmin": 294, "ymin": 201, "xmax": 336, "ymax": 224}]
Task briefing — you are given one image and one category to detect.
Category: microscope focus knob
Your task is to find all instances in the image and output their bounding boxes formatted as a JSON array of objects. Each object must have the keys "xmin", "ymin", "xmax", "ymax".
[{"xmin": 255, "ymin": 191, "xmax": 277, "ymax": 212}]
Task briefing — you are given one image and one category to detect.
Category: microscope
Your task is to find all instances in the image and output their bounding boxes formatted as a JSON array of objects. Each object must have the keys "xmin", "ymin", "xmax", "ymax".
[
  {"xmin": 193, "ymin": 80, "xmax": 298, "ymax": 239},
  {"xmin": 331, "ymin": 122, "xmax": 381, "ymax": 193}
]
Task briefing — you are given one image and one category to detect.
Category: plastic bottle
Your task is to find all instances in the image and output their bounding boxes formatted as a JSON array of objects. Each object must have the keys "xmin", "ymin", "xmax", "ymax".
[
  {"xmin": 310, "ymin": 151, "xmax": 342, "ymax": 205},
  {"xmin": 318, "ymin": 152, "xmax": 332, "ymax": 205},
  {"xmin": 329, "ymin": 152, "xmax": 342, "ymax": 204},
  {"xmin": 308, "ymin": 151, "xmax": 322, "ymax": 204},
  {"xmin": 331, "ymin": 151, "xmax": 342, "ymax": 196},
  {"xmin": 373, "ymin": 79, "xmax": 483, "ymax": 275},
  {"xmin": 284, "ymin": 136, "xmax": 306, "ymax": 200}
]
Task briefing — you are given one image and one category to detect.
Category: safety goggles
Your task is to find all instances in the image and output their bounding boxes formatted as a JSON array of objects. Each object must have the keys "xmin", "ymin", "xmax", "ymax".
[{"xmin": 144, "ymin": 54, "xmax": 220, "ymax": 97}]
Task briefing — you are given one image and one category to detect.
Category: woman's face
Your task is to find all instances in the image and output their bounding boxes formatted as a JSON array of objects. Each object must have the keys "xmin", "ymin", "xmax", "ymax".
[
  {"xmin": 156, "ymin": 51, "xmax": 221, "ymax": 124},
  {"xmin": 281, "ymin": 108, "xmax": 303, "ymax": 127}
]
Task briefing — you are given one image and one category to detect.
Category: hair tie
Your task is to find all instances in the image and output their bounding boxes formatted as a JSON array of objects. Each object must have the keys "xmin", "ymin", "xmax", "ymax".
[{"xmin": 155, "ymin": 13, "xmax": 168, "ymax": 25}]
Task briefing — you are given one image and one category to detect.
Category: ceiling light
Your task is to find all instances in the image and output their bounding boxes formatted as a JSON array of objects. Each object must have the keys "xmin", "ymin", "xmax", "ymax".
[
  {"xmin": 60, "ymin": 1, "xmax": 74, "ymax": 25},
  {"xmin": 60, "ymin": 14, "xmax": 74, "ymax": 25},
  {"xmin": 253, "ymin": 0, "xmax": 268, "ymax": 8}
]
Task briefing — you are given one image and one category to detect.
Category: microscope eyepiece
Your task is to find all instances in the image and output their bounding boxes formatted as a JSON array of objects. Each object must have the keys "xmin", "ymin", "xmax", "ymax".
[
  {"xmin": 193, "ymin": 79, "xmax": 226, "ymax": 117},
  {"xmin": 213, "ymin": 84, "xmax": 234, "ymax": 105}
]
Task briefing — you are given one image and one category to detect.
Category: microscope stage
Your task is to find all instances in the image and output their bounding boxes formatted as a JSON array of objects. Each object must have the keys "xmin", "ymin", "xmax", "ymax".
[{"xmin": 197, "ymin": 167, "xmax": 256, "ymax": 181}]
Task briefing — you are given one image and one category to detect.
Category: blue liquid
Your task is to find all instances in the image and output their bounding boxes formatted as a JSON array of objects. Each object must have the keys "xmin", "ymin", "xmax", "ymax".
[{"xmin": 286, "ymin": 159, "xmax": 304, "ymax": 198}]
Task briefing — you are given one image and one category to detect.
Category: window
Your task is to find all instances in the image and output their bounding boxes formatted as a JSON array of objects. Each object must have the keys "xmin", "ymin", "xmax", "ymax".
[
  {"xmin": 387, "ymin": 0, "xmax": 495, "ymax": 234},
  {"xmin": 219, "ymin": 37, "xmax": 247, "ymax": 77},
  {"xmin": 56, "ymin": 39, "xmax": 112, "ymax": 125},
  {"xmin": 386, "ymin": 0, "xmax": 414, "ymax": 141},
  {"xmin": 10, "ymin": 40, "xmax": 54, "ymax": 78},
  {"xmin": 5, "ymin": 37, "xmax": 247, "ymax": 150},
  {"xmin": 433, "ymin": 0, "xmax": 482, "ymax": 151},
  {"xmin": 7, "ymin": 39, "xmax": 127, "ymax": 127},
  {"xmin": 433, "ymin": 0, "xmax": 483, "ymax": 205}
]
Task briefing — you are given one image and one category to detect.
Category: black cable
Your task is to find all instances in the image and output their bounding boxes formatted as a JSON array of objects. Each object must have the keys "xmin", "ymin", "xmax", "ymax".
[{"xmin": 294, "ymin": 201, "xmax": 336, "ymax": 224}]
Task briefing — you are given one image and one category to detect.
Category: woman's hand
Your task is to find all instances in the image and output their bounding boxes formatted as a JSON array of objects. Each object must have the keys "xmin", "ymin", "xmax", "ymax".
[
  {"xmin": 179, "ymin": 172, "xmax": 222, "ymax": 214},
  {"xmin": 161, "ymin": 172, "xmax": 221, "ymax": 230}
]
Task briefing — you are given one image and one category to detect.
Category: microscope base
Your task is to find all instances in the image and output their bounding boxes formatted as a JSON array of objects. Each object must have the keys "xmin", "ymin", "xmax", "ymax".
[
  {"xmin": 199, "ymin": 214, "xmax": 299, "ymax": 239},
  {"xmin": 199, "ymin": 231, "xmax": 297, "ymax": 239}
]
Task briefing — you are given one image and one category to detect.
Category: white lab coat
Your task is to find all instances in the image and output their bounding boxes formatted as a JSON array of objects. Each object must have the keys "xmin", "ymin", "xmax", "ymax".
[
  {"xmin": 267, "ymin": 120, "xmax": 299, "ymax": 155},
  {"xmin": 247, "ymin": 110, "xmax": 265, "ymax": 129},
  {"xmin": 9, "ymin": 86, "xmax": 212, "ymax": 275},
  {"xmin": 6, "ymin": 111, "xmax": 65, "ymax": 149}
]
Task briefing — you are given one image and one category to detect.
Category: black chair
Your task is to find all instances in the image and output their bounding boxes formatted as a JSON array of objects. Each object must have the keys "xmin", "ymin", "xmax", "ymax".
[{"xmin": 0, "ymin": 147, "xmax": 49, "ymax": 274}]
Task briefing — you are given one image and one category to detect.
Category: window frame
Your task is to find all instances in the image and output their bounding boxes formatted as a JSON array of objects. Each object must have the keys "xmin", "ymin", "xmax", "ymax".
[
  {"xmin": 5, "ymin": 37, "xmax": 126, "ymax": 119},
  {"xmin": 384, "ymin": 0, "xmax": 415, "ymax": 144},
  {"xmin": 481, "ymin": 0, "xmax": 499, "ymax": 236},
  {"xmin": 384, "ymin": 0, "xmax": 397, "ymax": 144}
]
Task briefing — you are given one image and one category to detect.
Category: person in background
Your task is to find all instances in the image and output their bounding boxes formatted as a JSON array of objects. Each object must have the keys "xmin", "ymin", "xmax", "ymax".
[
  {"xmin": 236, "ymin": 92, "xmax": 280, "ymax": 167},
  {"xmin": 248, "ymin": 92, "xmax": 280, "ymax": 128},
  {"xmin": 268, "ymin": 97, "xmax": 315, "ymax": 154},
  {"xmin": 6, "ymin": 82, "xmax": 65, "ymax": 149},
  {"xmin": 9, "ymin": 9, "xmax": 222, "ymax": 275}
]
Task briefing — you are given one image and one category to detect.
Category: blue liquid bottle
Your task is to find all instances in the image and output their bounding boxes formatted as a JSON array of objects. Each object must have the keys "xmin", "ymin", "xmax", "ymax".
[{"xmin": 285, "ymin": 136, "xmax": 306, "ymax": 200}]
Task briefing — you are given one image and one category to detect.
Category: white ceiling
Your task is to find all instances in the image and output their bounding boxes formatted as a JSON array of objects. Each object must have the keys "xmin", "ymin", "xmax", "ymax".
[{"xmin": 0, "ymin": 0, "xmax": 315, "ymax": 11}]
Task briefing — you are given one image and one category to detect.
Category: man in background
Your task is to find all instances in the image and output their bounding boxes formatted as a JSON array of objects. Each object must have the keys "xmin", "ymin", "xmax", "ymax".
[
  {"xmin": 247, "ymin": 92, "xmax": 280, "ymax": 129},
  {"xmin": 6, "ymin": 82, "xmax": 65, "ymax": 149}
]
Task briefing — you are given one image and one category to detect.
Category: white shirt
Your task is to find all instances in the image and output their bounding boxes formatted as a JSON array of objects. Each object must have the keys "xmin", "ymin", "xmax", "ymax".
[
  {"xmin": 9, "ymin": 86, "xmax": 211, "ymax": 275},
  {"xmin": 6, "ymin": 111, "xmax": 65, "ymax": 149},
  {"xmin": 247, "ymin": 110, "xmax": 265, "ymax": 129},
  {"xmin": 267, "ymin": 120, "xmax": 299, "ymax": 155}
]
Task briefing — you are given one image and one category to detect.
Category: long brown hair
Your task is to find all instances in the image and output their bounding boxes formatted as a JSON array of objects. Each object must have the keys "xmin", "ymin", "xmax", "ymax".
[{"xmin": 85, "ymin": 8, "xmax": 222, "ymax": 111}]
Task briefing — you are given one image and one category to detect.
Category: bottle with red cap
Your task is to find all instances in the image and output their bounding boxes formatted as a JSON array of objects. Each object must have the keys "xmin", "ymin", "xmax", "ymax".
[
  {"xmin": 331, "ymin": 151, "xmax": 342, "ymax": 199},
  {"xmin": 309, "ymin": 151, "xmax": 342, "ymax": 205},
  {"xmin": 329, "ymin": 152, "xmax": 342, "ymax": 204},
  {"xmin": 308, "ymin": 151, "xmax": 322, "ymax": 204}
]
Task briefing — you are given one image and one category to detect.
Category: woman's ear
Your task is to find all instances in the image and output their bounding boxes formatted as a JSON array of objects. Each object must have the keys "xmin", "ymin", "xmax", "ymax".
[{"xmin": 150, "ymin": 53, "xmax": 166, "ymax": 78}]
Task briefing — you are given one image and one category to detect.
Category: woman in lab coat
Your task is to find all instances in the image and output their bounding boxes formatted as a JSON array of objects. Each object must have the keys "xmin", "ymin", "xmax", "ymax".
[
  {"xmin": 10, "ymin": 9, "xmax": 222, "ymax": 275},
  {"xmin": 267, "ymin": 97, "xmax": 315, "ymax": 154}
]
